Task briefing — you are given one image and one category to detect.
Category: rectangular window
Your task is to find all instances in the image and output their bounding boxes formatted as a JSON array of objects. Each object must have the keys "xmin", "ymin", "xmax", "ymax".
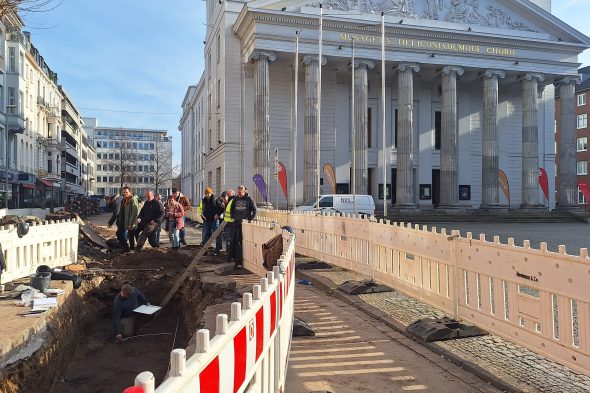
[
  {"xmin": 577, "ymin": 160, "xmax": 587, "ymax": 175},
  {"xmin": 7, "ymin": 87, "xmax": 15, "ymax": 115},
  {"xmin": 216, "ymin": 33, "xmax": 220, "ymax": 63},
  {"xmin": 47, "ymin": 160, "xmax": 52, "ymax": 173},
  {"xmin": 19, "ymin": 52, "xmax": 24, "ymax": 75},
  {"xmin": 18, "ymin": 91, "xmax": 23, "ymax": 115},
  {"xmin": 367, "ymin": 107, "xmax": 372, "ymax": 148},
  {"xmin": 217, "ymin": 119, "xmax": 221, "ymax": 144},
  {"xmin": 8, "ymin": 47, "xmax": 15, "ymax": 72},
  {"xmin": 217, "ymin": 79, "xmax": 221, "ymax": 108},
  {"xmin": 393, "ymin": 109, "xmax": 398, "ymax": 148},
  {"xmin": 577, "ymin": 137, "xmax": 588, "ymax": 152},
  {"xmin": 434, "ymin": 111, "xmax": 442, "ymax": 150},
  {"xmin": 577, "ymin": 114, "xmax": 587, "ymax": 129},
  {"xmin": 578, "ymin": 186, "xmax": 587, "ymax": 205},
  {"xmin": 577, "ymin": 93, "xmax": 586, "ymax": 106},
  {"xmin": 207, "ymin": 53, "xmax": 212, "ymax": 80}
]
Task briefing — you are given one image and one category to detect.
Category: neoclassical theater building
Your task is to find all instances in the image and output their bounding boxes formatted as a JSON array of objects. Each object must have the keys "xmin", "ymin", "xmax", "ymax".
[{"xmin": 179, "ymin": 0, "xmax": 589, "ymax": 211}]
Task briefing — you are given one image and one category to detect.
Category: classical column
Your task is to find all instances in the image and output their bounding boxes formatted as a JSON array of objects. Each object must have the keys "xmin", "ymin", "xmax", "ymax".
[
  {"xmin": 353, "ymin": 59, "xmax": 374, "ymax": 195},
  {"xmin": 303, "ymin": 55, "xmax": 326, "ymax": 202},
  {"xmin": 481, "ymin": 70, "xmax": 505, "ymax": 208},
  {"xmin": 520, "ymin": 73, "xmax": 544, "ymax": 209},
  {"xmin": 396, "ymin": 63, "xmax": 420, "ymax": 208},
  {"xmin": 252, "ymin": 50, "xmax": 277, "ymax": 204},
  {"xmin": 439, "ymin": 66, "xmax": 464, "ymax": 209},
  {"xmin": 557, "ymin": 75, "xmax": 581, "ymax": 209}
]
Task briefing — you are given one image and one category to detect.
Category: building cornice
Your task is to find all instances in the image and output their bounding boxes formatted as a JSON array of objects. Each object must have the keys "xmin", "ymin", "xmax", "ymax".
[{"xmin": 245, "ymin": 10, "xmax": 587, "ymax": 55}]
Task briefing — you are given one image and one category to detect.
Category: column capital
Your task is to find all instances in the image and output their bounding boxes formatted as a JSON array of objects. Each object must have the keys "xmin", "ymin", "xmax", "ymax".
[
  {"xmin": 353, "ymin": 59, "xmax": 375, "ymax": 70},
  {"xmin": 555, "ymin": 75, "xmax": 581, "ymax": 86},
  {"xmin": 251, "ymin": 50, "xmax": 277, "ymax": 62},
  {"xmin": 397, "ymin": 63, "xmax": 420, "ymax": 73},
  {"xmin": 523, "ymin": 73, "xmax": 545, "ymax": 82},
  {"xmin": 302, "ymin": 55, "xmax": 327, "ymax": 66},
  {"xmin": 441, "ymin": 66, "xmax": 464, "ymax": 76},
  {"xmin": 483, "ymin": 70, "xmax": 505, "ymax": 79}
]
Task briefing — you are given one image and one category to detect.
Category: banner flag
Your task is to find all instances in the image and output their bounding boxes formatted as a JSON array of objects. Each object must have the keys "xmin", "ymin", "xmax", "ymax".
[
  {"xmin": 538, "ymin": 167, "xmax": 549, "ymax": 201},
  {"xmin": 322, "ymin": 163, "xmax": 336, "ymax": 194},
  {"xmin": 277, "ymin": 162, "xmax": 288, "ymax": 201},
  {"xmin": 578, "ymin": 181, "xmax": 590, "ymax": 206},
  {"xmin": 498, "ymin": 169, "xmax": 510, "ymax": 204},
  {"xmin": 252, "ymin": 174, "xmax": 268, "ymax": 203}
]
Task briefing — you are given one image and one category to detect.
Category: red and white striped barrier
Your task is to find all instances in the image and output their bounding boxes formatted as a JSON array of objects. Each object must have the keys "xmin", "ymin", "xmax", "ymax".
[{"xmin": 126, "ymin": 228, "xmax": 296, "ymax": 393}]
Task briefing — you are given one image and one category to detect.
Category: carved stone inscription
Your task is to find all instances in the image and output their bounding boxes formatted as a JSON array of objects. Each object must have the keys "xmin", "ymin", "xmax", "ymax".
[{"xmin": 310, "ymin": 0, "xmax": 537, "ymax": 32}]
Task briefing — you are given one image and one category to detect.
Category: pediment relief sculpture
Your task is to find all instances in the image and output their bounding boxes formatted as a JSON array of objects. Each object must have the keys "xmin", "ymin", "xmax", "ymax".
[{"xmin": 309, "ymin": 0, "xmax": 537, "ymax": 32}]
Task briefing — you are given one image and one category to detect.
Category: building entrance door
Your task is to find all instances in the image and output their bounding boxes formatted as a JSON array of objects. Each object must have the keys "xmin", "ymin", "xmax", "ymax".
[
  {"xmin": 391, "ymin": 169, "xmax": 397, "ymax": 205},
  {"xmin": 432, "ymin": 169, "xmax": 440, "ymax": 207}
]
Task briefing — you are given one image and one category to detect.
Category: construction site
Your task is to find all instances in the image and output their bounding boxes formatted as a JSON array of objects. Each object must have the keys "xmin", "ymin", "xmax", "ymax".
[{"xmin": 0, "ymin": 212, "xmax": 261, "ymax": 393}]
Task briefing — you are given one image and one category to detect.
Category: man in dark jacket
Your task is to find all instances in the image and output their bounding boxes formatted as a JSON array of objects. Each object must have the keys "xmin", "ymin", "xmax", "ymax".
[
  {"xmin": 229, "ymin": 185, "xmax": 257, "ymax": 268},
  {"xmin": 113, "ymin": 283, "xmax": 149, "ymax": 342},
  {"xmin": 135, "ymin": 190, "xmax": 165, "ymax": 251},
  {"xmin": 199, "ymin": 187, "xmax": 224, "ymax": 255}
]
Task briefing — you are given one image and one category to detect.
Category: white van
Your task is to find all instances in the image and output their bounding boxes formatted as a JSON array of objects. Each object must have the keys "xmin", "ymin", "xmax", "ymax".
[{"xmin": 295, "ymin": 194, "xmax": 375, "ymax": 215}]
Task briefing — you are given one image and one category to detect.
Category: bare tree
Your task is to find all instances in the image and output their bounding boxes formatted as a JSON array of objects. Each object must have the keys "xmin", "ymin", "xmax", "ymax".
[
  {"xmin": 152, "ymin": 140, "xmax": 175, "ymax": 195},
  {"xmin": 106, "ymin": 142, "xmax": 138, "ymax": 193},
  {"xmin": 0, "ymin": 0, "xmax": 62, "ymax": 17}
]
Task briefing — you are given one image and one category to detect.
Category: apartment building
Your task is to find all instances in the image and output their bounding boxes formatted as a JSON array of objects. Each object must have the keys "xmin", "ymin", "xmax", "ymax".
[
  {"xmin": 85, "ymin": 119, "xmax": 173, "ymax": 198},
  {"xmin": 556, "ymin": 66, "xmax": 590, "ymax": 207}
]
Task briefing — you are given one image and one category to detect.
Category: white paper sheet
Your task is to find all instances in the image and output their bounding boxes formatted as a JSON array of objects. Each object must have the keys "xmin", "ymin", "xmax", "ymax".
[
  {"xmin": 133, "ymin": 305, "xmax": 161, "ymax": 315},
  {"xmin": 33, "ymin": 297, "xmax": 58, "ymax": 308}
]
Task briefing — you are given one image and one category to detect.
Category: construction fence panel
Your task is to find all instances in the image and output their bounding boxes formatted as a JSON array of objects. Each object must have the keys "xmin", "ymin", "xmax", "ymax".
[
  {"xmin": 0, "ymin": 219, "xmax": 79, "ymax": 285},
  {"xmin": 128, "ymin": 223, "xmax": 296, "ymax": 393},
  {"xmin": 257, "ymin": 210, "xmax": 590, "ymax": 377}
]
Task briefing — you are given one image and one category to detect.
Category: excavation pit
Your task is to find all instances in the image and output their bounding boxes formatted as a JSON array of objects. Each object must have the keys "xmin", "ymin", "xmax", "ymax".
[{"xmin": 0, "ymin": 246, "xmax": 246, "ymax": 393}]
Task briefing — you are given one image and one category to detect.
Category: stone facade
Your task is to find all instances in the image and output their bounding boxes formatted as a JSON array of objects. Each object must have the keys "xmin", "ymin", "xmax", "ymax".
[{"xmin": 181, "ymin": 0, "xmax": 587, "ymax": 210}]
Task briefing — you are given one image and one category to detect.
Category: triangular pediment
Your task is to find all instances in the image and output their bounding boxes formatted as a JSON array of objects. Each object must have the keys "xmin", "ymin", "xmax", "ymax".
[{"xmin": 246, "ymin": 0, "xmax": 590, "ymax": 45}]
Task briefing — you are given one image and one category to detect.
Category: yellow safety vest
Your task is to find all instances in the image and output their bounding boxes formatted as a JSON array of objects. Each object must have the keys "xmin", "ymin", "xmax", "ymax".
[{"xmin": 224, "ymin": 198, "xmax": 234, "ymax": 223}]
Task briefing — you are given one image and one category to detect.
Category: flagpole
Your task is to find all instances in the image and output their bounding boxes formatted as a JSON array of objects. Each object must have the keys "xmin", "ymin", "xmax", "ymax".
[
  {"xmin": 381, "ymin": 11, "xmax": 387, "ymax": 217},
  {"xmin": 351, "ymin": 39, "xmax": 356, "ymax": 215},
  {"xmin": 316, "ymin": 4, "xmax": 323, "ymax": 209},
  {"xmin": 293, "ymin": 30, "xmax": 299, "ymax": 209}
]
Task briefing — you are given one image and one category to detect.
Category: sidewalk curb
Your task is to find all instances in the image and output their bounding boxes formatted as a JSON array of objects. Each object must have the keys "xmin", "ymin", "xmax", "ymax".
[{"xmin": 296, "ymin": 269, "xmax": 524, "ymax": 393}]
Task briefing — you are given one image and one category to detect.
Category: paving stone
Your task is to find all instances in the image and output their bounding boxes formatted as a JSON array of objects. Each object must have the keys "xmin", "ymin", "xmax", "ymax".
[{"xmin": 309, "ymin": 268, "xmax": 590, "ymax": 393}]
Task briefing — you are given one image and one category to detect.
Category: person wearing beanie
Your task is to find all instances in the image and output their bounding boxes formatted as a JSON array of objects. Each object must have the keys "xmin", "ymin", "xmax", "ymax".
[{"xmin": 198, "ymin": 187, "xmax": 223, "ymax": 254}]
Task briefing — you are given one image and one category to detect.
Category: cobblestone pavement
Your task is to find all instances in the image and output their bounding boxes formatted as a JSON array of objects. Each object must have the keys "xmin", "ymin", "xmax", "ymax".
[
  {"xmin": 427, "ymin": 222, "xmax": 590, "ymax": 254},
  {"xmin": 312, "ymin": 268, "xmax": 590, "ymax": 393},
  {"xmin": 286, "ymin": 285, "xmax": 502, "ymax": 393}
]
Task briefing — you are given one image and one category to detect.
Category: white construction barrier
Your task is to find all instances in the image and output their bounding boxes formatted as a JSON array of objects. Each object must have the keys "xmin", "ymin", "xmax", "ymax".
[
  {"xmin": 0, "ymin": 219, "xmax": 79, "ymax": 285},
  {"xmin": 257, "ymin": 209, "xmax": 590, "ymax": 377},
  {"xmin": 0, "ymin": 207, "xmax": 64, "ymax": 219},
  {"xmin": 127, "ymin": 224, "xmax": 296, "ymax": 393}
]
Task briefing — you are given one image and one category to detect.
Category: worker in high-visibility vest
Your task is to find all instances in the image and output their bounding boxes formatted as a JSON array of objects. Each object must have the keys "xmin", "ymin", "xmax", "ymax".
[{"xmin": 223, "ymin": 189, "xmax": 236, "ymax": 262}]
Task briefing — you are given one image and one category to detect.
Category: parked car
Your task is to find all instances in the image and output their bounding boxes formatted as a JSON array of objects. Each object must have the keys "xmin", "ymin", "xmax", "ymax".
[{"xmin": 295, "ymin": 194, "xmax": 375, "ymax": 216}]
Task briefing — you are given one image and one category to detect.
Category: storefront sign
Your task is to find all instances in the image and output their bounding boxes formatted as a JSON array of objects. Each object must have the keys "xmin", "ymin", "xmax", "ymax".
[{"xmin": 339, "ymin": 33, "xmax": 517, "ymax": 57}]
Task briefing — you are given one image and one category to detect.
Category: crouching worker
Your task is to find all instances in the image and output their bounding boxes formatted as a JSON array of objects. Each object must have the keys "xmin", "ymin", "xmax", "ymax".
[{"xmin": 113, "ymin": 283, "xmax": 149, "ymax": 343}]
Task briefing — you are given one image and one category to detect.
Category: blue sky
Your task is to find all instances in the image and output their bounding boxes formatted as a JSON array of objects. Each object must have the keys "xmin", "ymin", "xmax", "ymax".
[
  {"xmin": 22, "ymin": 1, "xmax": 590, "ymax": 167},
  {"xmin": 23, "ymin": 1, "xmax": 207, "ymax": 167}
]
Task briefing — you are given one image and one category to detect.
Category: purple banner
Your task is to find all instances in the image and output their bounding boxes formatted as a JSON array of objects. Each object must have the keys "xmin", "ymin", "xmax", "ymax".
[{"xmin": 252, "ymin": 174, "xmax": 268, "ymax": 203}]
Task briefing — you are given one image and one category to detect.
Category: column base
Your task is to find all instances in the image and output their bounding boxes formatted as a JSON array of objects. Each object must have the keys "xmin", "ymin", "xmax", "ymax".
[
  {"xmin": 518, "ymin": 204, "xmax": 547, "ymax": 212},
  {"xmin": 436, "ymin": 204, "xmax": 465, "ymax": 213},
  {"xmin": 555, "ymin": 204, "xmax": 580, "ymax": 212},
  {"xmin": 479, "ymin": 204, "xmax": 509, "ymax": 214},
  {"xmin": 393, "ymin": 204, "xmax": 418, "ymax": 213},
  {"xmin": 257, "ymin": 202, "xmax": 274, "ymax": 209}
]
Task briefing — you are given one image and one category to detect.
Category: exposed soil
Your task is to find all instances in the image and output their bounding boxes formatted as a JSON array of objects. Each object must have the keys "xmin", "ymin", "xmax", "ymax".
[{"xmin": 1, "ymin": 227, "xmax": 237, "ymax": 393}]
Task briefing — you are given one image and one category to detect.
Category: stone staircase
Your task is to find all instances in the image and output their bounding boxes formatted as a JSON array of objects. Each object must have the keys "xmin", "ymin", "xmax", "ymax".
[{"xmin": 377, "ymin": 209, "xmax": 589, "ymax": 224}]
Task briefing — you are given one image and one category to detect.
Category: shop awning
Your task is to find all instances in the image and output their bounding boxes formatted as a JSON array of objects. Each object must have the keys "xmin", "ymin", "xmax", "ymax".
[
  {"xmin": 37, "ymin": 178, "xmax": 54, "ymax": 187},
  {"xmin": 22, "ymin": 184, "xmax": 34, "ymax": 189}
]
